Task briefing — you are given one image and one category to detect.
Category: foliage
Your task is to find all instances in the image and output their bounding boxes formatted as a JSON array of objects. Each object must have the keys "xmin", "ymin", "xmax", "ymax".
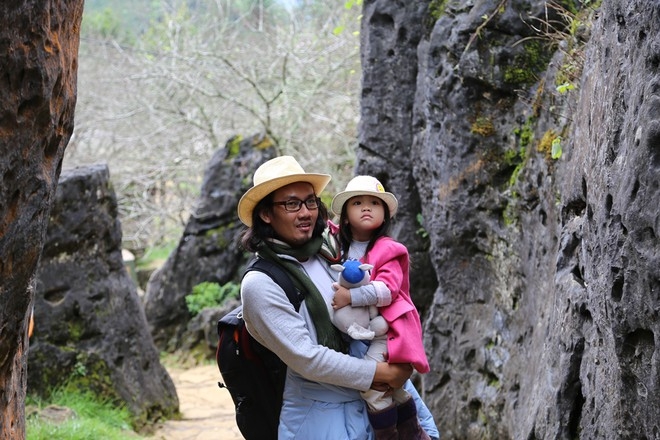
[
  {"xmin": 428, "ymin": 0, "xmax": 449, "ymax": 23},
  {"xmin": 26, "ymin": 386, "xmax": 140, "ymax": 440},
  {"xmin": 551, "ymin": 136, "xmax": 563, "ymax": 159},
  {"xmin": 462, "ymin": 0, "xmax": 508, "ymax": 56},
  {"xmin": 538, "ymin": 129, "xmax": 564, "ymax": 160},
  {"xmin": 504, "ymin": 40, "xmax": 552, "ymax": 86},
  {"xmin": 512, "ymin": 118, "xmax": 535, "ymax": 149},
  {"xmin": 82, "ymin": 0, "xmax": 171, "ymax": 43},
  {"xmin": 185, "ymin": 281, "xmax": 240, "ymax": 316},
  {"xmin": 416, "ymin": 213, "xmax": 429, "ymax": 239},
  {"xmin": 505, "ymin": 144, "xmax": 528, "ymax": 190},
  {"xmin": 81, "ymin": 7, "xmax": 124, "ymax": 41},
  {"xmin": 471, "ymin": 116, "xmax": 496, "ymax": 137},
  {"xmin": 333, "ymin": 0, "xmax": 363, "ymax": 35},
  {"xmin": 556, "ymin": 82, "xmax": 575, "ymax": 94},
  {"xmin": 517, "ymin": 1, "xmax": 599, "ymax": 92},
  {"xmin": 344, "ymin": 0, "xmax": 362, "ymax": 9}
]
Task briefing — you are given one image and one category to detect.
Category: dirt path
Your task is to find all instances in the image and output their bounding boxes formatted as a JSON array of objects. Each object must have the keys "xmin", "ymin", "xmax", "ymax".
[{"xmin": 150, "ymin": 364, "xmax": 244, "ymax": 440}]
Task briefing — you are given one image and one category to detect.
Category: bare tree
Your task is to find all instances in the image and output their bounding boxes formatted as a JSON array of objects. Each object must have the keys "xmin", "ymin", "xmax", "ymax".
[{"xmin": 67, "ymin": 0, "xmax": 361, "ymax": 252}]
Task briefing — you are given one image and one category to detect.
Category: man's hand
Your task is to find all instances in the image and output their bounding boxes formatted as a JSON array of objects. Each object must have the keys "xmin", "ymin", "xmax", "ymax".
[{"xmin": 373, "ymin": 362, "xmax": 413, "ymax": 390}]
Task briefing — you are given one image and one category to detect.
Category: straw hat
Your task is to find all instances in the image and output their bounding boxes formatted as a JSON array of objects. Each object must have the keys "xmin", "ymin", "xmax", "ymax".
[
  {"xmin": 237, "ymin": 156, "xmax": 331, "ymax": 227},
  {"xmin": 331, "ymin": 175, "xmax": 398, "ymax": 218}
]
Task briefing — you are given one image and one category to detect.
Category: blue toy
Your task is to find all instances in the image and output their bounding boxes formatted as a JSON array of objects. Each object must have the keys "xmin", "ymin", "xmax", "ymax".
[{"xmin": 331, "ymin": 259, "xmax": 388, "ymax": 340}]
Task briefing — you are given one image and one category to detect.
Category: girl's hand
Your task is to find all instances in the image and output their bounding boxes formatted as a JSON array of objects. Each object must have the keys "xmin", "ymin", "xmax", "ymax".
[{"xmin": 331, "ymin": 284, "xmax": 352, "ymax": 309}]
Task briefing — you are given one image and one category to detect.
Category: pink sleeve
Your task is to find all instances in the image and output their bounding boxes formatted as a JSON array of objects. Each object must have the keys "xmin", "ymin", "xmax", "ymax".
[{"xmin": 364, "ymin": 238, "xmax": 408, "ymax": 300}]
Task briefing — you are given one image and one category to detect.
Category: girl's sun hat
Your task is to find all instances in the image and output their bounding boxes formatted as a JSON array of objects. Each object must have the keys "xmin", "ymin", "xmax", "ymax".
[
  {"xmin": 331, "ymin": 175, "xmax": 398, "ymax": 218},
  {"xmin": 237, "ymin": 156, "xmax": 331, "ymax": 227}
]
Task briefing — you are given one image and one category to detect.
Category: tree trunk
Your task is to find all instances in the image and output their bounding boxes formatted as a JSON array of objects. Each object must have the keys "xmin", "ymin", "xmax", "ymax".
[{"xmin": 0, "ymin": 1, "xmax": 83, "ymax": 438}]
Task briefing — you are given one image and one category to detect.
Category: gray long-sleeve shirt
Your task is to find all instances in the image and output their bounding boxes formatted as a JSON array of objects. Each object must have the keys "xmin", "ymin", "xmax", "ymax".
[{"xmin": 241, "ymin": 254, "xmax": 377, "ymax": 391}]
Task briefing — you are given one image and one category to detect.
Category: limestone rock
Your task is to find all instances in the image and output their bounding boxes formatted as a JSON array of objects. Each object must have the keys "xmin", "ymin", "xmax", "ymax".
[
  {"xmin": 28, "ymin": 164, "xmax": 179, "ymax": 429},
  {"xmin": 359, "ymin": 0, "xmax": 660, "ymax": 438},
  {"xmin": 358, "ymin": 0, "xmax": 438, "ymax": 318}
]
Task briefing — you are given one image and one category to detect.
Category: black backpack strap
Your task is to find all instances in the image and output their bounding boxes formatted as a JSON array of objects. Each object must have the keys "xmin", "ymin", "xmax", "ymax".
[{"xmin": 246, "ymin": 258, "xmax": 304, "ymax": 312}]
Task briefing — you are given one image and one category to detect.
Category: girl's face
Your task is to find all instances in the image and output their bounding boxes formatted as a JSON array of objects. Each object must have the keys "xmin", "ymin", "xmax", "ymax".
[{"xmin": 344, "ymin": 195, "xmax": 386, "ymax": 241}]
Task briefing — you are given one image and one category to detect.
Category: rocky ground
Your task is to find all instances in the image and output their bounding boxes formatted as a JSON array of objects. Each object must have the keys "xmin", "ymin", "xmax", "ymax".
[{"xmin": 150, "ymin": 364, "xmax": 244, "ymax": 440}]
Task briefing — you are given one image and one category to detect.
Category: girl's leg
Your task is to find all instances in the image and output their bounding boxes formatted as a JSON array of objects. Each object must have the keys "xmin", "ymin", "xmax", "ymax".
[
  {"xmin": 395, "ymin": 393, "xmax": 431, "ymax": 440},
  {"xmin": 362, "ymin": 336, "xmax": 397, "ymax": 439}
]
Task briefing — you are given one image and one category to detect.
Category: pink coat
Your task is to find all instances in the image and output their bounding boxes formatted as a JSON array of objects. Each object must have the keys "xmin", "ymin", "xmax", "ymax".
[{"xmin": 362, "ymin": 237, "xmax": 430, "ymax": 374}]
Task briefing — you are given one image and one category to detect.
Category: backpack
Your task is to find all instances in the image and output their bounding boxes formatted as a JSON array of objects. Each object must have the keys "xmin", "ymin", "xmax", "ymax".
[{"xmin": 216, "ymin": 258, "xmax": 303, "ymax": 440}]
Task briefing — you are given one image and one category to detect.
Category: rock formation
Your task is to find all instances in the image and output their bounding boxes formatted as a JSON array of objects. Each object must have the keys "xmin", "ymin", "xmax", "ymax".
[
  {"xmin": 358, "ymin": 0, "xmax": 660, "ymax": 438},
  {"xmin": 29, "ymin": 164, "xmax": 179, "ymax": 430},
  {"xmin": 0, "ymin": 1, "xmax": 83, "ymax": 437},
  {"xmin": 358, "ymin": 0, "xmax": 438, "ymax": 318}
]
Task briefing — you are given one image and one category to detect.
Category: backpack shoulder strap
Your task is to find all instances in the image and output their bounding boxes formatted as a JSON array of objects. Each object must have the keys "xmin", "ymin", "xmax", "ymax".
[{"xmin": 246, "ymin": 258, "xmax": 303, "ymax": 312}]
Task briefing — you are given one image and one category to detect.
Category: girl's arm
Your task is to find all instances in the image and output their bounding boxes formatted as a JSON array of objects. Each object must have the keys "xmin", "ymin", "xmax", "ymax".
[
  {"xmin": 366, "ymin": 239, "xmax": 408, "ymax": 301},
  {"xmin": 331, "ymin": 279, "xmax": 392, "ymax": 309}
]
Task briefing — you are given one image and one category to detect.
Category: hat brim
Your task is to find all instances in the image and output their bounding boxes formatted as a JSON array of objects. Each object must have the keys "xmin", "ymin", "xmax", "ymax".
[
  {"xmin": 238, "ymin": 173, "xmax": 331, "ymax": 227},
  {"xmin": 331, "ymin": 190, "xmax": 398, "ymax": 218}
]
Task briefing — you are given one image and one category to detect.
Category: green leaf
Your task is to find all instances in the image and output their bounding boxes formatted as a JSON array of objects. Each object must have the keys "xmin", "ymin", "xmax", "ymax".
[
  {"xmin": 556, "ymin": 82, "xmax": 575, "ymax": 94},
  {"xmin": 551, "ymin": 136, "xmax": 563, "ymax": 159}
]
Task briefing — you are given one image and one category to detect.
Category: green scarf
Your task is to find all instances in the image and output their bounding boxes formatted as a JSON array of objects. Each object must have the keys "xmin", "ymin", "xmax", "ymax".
[{"xmin": 257, "ymin": 237, "xmax": 347, "ymax": 353}]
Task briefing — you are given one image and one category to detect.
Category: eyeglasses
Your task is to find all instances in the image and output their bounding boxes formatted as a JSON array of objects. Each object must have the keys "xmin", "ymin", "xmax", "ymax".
[{"xmin": 272, "ymin": 197, "xmax": 320, "ymax": 212}]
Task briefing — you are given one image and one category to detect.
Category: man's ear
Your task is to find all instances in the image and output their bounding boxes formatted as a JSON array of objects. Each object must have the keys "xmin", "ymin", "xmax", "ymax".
[{"xmin": 259, "ymin": 209, "xmax": 272, "ymax": 224}]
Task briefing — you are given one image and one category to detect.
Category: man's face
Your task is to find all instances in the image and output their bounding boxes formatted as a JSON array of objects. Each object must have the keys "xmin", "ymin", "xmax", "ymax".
[{"xmin": 260, "ymin": 182, "xmax": 319, "ymax": 247}]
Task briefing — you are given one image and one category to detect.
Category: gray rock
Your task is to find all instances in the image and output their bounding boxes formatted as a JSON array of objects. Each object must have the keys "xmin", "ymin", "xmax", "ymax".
[
  {"xmin": 359, "ymin": 0, "xmax": 660, "ymax": 438},
  {"xmin": 28, "ymin": 164, "xmax": 178, "ymax": 429},
  {"xmin": 179, "ymin": 300, "xmax": 240, "ymax": 363},
  {"xmin": 358, "ymin": 0, "xmax": 438, "ymax": 318}
]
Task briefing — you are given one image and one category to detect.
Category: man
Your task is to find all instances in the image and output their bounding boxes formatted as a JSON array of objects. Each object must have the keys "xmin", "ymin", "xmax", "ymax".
[{"xmin": 236, "ymin": 156, "xmax": 438, "ymax": 440}]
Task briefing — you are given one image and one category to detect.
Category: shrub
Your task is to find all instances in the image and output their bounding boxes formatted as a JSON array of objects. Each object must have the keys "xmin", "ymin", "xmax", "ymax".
[{"xmin": 185, "ymin": 281, "xmax": 239, "ymax": 316}]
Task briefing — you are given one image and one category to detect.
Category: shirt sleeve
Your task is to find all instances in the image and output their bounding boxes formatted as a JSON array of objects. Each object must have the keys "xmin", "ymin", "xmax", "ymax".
[
  {"xmin": 350, "ymin": 280, "xmax": 392, "ymax": 307},
  {"xmin": 241, "ymin": 270, "xmax": 377, "ymax": 391}
]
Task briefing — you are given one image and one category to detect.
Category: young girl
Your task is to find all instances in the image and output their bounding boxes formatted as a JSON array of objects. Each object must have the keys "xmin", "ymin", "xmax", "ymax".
[{"xmin": 330, "ymin": 175, "xmax": 432, "ymax": 440}]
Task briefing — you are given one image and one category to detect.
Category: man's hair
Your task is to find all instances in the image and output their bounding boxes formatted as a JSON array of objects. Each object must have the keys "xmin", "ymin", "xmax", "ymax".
[
  {"xmin": 338, "ymin": 200, "xmax": 391, "ymax": 260},
  {"xmin": 240, "ymin": 191, "xmax": 329, "ymax": 252}
]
